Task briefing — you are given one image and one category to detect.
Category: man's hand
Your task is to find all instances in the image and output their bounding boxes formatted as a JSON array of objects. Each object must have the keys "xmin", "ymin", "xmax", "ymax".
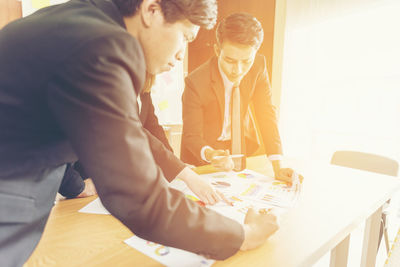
[
  {"xmin": 271, "ymin": 160, "xmax": 304, "ymax": 185},
  {"xmin": 240, "ymin": 208, "xmax": 279, "ymax": 250},
  {"xmin": 176, "ymin": 167, "xmax": 232, "ymax": 206},
  {"xmin": 76, "ymin": 178, "xmax": 97, "ymax": 198},
  {"xmin": 205, "ymin": 148, "xmax": 234, "ymax": 171},
  {"xmin": 275, "ymin": 168, "xmax": 304, "ymax": 185}
]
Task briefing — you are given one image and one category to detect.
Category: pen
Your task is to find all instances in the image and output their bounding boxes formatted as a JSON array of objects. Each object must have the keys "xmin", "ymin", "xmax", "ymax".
[{"xmin": 213, "ymin": 154, "xmax": 244, "ymax": 160}]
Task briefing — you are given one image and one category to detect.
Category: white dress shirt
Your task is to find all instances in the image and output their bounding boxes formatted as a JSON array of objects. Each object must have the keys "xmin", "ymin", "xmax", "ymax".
[{"xmin": 137, "ymin": 94, "xmax": 142, "ymax": 113}]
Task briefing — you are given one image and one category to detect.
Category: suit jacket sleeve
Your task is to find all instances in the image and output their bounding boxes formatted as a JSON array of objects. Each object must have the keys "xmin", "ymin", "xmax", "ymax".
[
  {"xmin": 141, "ymin": 93, "xmax": 173, "ymax": 152},
  {"xmin": 181, "ymin": 77, "xmax": 210, "ymax": 164},
  {"xmin": 143, "ymin": 127, "xmax": 185, "ymax": 182},
  {"xmin": 46, "ymin": 34, "xmax": 243, "ymax": 260},
  {"xmin": 252, "ymin": 56, "xmax": 283, "ymax": 155},
  {"xmin": 140, "ymin": 93, "xmax": 184, "ymax": 181},
  {"xmin": 58, "ymin": 163, "xmax": 85, "ymax": 198}
]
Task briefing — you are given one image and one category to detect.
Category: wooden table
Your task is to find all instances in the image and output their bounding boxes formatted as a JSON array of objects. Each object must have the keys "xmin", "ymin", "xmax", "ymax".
[{"xmin": 24, "ymin": 156, "xmax": 400, "ymax": 267}]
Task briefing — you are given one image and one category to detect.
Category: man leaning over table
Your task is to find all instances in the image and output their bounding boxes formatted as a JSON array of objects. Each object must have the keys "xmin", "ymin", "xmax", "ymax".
[
  {"xmin": 0, "ymin": 1, "xmax": 281, "ymax": 266},
  {"xmin": 58, "ymin": 72, "xmax": 229, "ymax": 205},
  {"xmin": 181, "ymin": 13, "xmax": 303, "ymax": 183}
]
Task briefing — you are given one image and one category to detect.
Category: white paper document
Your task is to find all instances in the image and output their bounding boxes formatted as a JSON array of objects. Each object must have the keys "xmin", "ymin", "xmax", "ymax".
[
  {"xmin": 78, "ymin": 197, "xmax": 110, "ymax": 215},
  {"xmin": 124, "ymin": 236, "xmax": 214, "ymax": 267}
]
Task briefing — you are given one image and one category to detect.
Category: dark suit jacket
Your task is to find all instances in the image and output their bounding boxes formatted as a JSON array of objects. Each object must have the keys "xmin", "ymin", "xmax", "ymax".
[
  {"xmin": 58, "ymin": 163, "xmax": 86, "ymax": 198},
  {"xmin": 59, "ymin": 91, "xmax": 184, "ymax": 198},
  {"xmin": 138, "ymin": 92, "xmax": 189, "ymax": 180},
  {"xmin": 181, "ymin": 55, "xmax": 282, "ymax": 166},
  {"xmin": 0, "ymin": 0, "xmax": 243, "ymax": 265},
  {"xmin": 140, "ymin": 92, "xmax": 174, "ymax": 152}
]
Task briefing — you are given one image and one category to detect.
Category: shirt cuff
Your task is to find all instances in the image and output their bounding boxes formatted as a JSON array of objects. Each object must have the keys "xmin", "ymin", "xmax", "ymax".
[
  {"xmin": 268, "ymin": 154, "xmax": 283, "ymax": 161},
  {"xmin": 200, "ymin": 145, "xmax": 214, "ymax": 162}
]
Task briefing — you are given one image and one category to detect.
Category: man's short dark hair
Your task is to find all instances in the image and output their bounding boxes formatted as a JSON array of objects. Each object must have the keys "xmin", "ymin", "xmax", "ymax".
[
  {"xmin": 216, "ymin": 13, "xmax": 264, "ymax": 49},
  {"xmin": 112, "ymin": 0, "xmax": 217, "ymax": 29}
]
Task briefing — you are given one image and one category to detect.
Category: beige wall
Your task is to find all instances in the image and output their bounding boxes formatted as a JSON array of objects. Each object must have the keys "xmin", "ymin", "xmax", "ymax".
[
  {"xmin": 0, "ymin": 0, "xmax": 22, "ymax": 29},
  {"xmin": 271, "ymin": 0, "xmax": 288, "ymax": 116}
]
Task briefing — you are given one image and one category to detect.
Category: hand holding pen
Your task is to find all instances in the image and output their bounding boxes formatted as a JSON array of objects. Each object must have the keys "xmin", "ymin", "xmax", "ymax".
[{"xmin": 204, "ymin": 148, "xmax": 235, "ymax": 171}]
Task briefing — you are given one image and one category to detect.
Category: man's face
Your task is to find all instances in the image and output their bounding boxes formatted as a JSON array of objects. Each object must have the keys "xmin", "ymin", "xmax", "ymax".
[
  {"xmin": 215, "ymin": 41, "xmax": 258, "ymax": 84},
  {"xmin": 141, "ymin": 16, "xmax": 199, "ymax": 75}
]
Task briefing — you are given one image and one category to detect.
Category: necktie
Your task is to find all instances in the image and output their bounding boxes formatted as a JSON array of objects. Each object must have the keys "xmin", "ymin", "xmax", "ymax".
[{"xmin": 231, "ymin": 86, "xmax": 245, "ymax": 171}]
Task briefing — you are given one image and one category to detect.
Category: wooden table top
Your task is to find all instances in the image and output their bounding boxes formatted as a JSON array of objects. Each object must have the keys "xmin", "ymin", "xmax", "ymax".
[{"xmin": 24, "ymin": 156, "xmax": 400, "ymax": 267}]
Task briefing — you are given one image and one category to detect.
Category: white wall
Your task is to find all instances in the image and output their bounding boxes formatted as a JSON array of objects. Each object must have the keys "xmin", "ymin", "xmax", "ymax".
[
  {"xmin": 22, "ymin": 0, "xmax": 68, "ymax": 17},
  {"xmin": 280, "ymin": 0, "xmax": 400, "ymax": 163},
  {"xmin": 151, "ymin": 61, "xmax": 185, "ymax": 125}
]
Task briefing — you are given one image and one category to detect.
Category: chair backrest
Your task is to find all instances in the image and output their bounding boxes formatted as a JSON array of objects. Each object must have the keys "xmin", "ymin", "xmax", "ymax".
[{"xmin": 331, "ymin": 150, "xmax": 399, "ymax": 177}]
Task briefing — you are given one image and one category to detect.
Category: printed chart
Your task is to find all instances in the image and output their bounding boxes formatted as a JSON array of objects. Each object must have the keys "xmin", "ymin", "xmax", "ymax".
[
  {"xmin": 170, "ymin": 169, "xmax": 302, "ymax": 224},
  {"xmin": 125, "ymin": 236, "xmax": 214, "ymax": 267}
]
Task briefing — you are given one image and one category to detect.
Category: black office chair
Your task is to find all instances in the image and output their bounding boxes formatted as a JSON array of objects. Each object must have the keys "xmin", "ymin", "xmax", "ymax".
[{"xmin": 331, "ymin": 150, "xmax": 399, "ymax": 254}]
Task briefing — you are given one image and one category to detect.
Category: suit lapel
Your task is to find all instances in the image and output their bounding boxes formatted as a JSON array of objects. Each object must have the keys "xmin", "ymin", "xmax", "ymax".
[{"xmin": 210, "ymin": 57, "xmax": 225, "ymax": 121}]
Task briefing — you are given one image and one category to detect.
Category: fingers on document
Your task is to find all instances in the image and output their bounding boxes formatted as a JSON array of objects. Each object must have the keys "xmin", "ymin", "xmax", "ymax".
[{"xmin": 217, "ymin": 190, "xmax": 233, "ymax": 206}]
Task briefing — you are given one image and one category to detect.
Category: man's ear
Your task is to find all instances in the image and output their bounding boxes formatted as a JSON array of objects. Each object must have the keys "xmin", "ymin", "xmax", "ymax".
[
  {"xmin": 214, "ymin": 44, "xmax": 221, "ymax": 57},
  {"xmin": 139, "ymin": 0, "xmax": 162, "ymax": 28}
]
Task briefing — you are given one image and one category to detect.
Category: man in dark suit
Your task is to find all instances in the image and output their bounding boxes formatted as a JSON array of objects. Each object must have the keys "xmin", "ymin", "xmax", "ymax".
[
  {"xmin": 0, "ymin": 1, "xmax": 279, "ymax": 266},
  {"xmin": 59, "ymin": 76, "xmax": 225, "ymax": 204},
  {"xmin": 181, "ymin": 13, "xmax": 301, "ymax": 182}
]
